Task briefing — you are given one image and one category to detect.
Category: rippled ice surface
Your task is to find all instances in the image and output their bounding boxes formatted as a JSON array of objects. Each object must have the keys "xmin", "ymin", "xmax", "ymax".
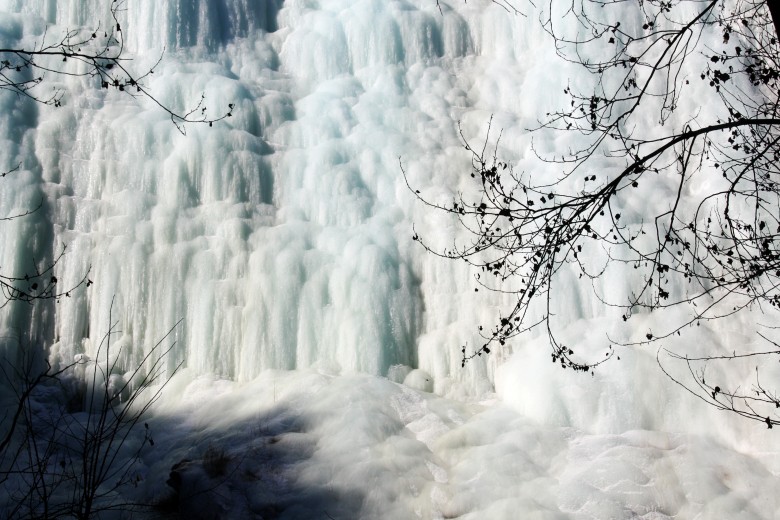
[{"xmin": 143, "ymin": 370, "xmax": 779, "ymax": 519}]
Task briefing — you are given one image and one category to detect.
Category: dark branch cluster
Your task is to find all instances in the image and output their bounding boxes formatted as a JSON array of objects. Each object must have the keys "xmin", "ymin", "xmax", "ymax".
[
  {"xmin": 404, "ymin": 119, "xmax": 616, "ymax": 373},
  {"xmin": 0, "ymin": 244, "xmax": 92, "ymax": 308},
  {"xmin": 0, "ymin": 0, "xmax": 240, "ymax": 308},
  {"xmin": 0, "ymin": 0, "xmax": 233, "ymax": 133},
  {"xmin": 0, "ymin": 163, "xmax": 91, "ymax": 307},
  {"xmin": 410, "ymin": 0, "xmax": 780, "ymax": 427},
  {"xmin": 0, "ymin": 306, "xmax": 183, "ymax": 519},
  {"xmin": 658, "ymin": 343, "xmax": 780, "ymax": 428}
]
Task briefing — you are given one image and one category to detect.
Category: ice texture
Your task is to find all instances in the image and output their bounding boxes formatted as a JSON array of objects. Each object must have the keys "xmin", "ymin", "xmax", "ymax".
[{"xmin": 0, "ymin": 0, "xmax": 778, "ymax": 518}]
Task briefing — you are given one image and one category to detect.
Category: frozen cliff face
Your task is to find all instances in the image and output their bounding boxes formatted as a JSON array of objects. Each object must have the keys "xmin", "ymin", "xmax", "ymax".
[
  {"xmin": 0, "ymin": 0, "xmax": 777, "ymax": 438},
  {"xmin": 1, "ymin": 2, "xmax": 779, "ymax": 518},
  {"xmin": 0, "ymin": 0, "xmax": 539, "ymax": 393},
  {"xmin": 0, "ymin": 0, "xmax": 283, "ymax": 51},
  {"xmin": 0, "ymin": 0, "xmax": 631, "ymax": 393}
]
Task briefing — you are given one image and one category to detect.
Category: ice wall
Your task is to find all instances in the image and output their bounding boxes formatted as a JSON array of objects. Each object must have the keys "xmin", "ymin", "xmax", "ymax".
[
  {"xmin": 1, "ymin": 0, "xmax": 772, "ymax": 433},
  {"xmin": 1, "ymin": 0, "xmax": 552, "ymax": 393}
]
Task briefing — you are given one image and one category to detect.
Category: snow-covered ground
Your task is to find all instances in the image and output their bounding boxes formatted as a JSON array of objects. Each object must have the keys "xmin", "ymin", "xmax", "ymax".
[
  {"xmin": 138, "ymin": 369, "xmax": 779, "ymax": 519},
  {"xmin": 0, "ymin": 0, "xmax": 778, "ymax": 517}
]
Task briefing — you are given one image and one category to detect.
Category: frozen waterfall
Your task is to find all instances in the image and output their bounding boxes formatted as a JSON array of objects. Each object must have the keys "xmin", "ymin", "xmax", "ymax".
[
  {"xmin": 0, "ymin": 0, "xmax": 776, "ymax": 425},
  {"xmin": 2, "ymin": 1, "xmax": 780, "ymax": 518},
  {"xmin": 1, "ymin": 0, "xmax": 529, "ymax": 390}
]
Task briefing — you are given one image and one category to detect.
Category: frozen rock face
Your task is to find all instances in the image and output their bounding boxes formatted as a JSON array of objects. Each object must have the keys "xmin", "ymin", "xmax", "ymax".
[
  {"xmin": 0, "ymin": 0, "xmax": 547, "ymax": 394},
  {"xmin": 2, "ymin": 4, "xmax": 780, "ymax": 518},
  {"xmin": 0, "ymin": 0, "xmax": 775, "ymax": 437}
]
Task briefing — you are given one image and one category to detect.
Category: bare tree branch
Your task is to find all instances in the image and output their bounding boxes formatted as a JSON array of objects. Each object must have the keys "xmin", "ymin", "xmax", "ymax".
[{"xmin": 410, "ymin": 0, "xmax": 780, "ymax": 427}]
